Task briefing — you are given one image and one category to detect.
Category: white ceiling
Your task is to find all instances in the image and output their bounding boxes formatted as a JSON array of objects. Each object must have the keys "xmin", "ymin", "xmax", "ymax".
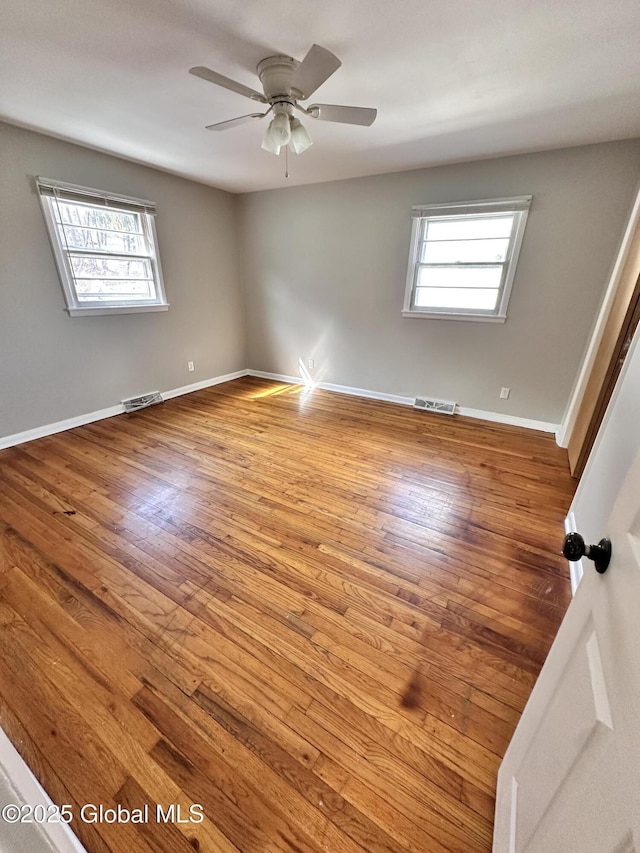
[{"xmin": 2, "ymin": 0, "xmax": 640, "ymax": 193}]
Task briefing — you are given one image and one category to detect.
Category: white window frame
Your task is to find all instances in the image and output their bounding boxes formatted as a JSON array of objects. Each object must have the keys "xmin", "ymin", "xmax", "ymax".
[
  {"xmin": 36, "ymin": 177, "xmax": 169, "ymax": 317},
  {"xmin": 402, "ymin": 195, "xmax": 532, "ymax": 322}
]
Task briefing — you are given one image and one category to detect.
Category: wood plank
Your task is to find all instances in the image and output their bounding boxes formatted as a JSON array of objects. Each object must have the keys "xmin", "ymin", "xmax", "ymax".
[{"xmin": 0, "ymin": 376, "xmax": 576, "ymax": 852}]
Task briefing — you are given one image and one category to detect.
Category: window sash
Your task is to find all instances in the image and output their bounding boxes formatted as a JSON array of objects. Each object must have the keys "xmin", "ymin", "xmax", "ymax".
[
  {"xmin": 411, "ymin": 195, "xmax": 531, "ymax": 218},
  {"xmin": 60, "ymin": 214, "xmax": 157, "ymax": 301},
  {"xmin": 413, "ymin": 263, "xmax": 507, "ymax": 312},
  {"xmin": 56, "ymin": 205, "xmax": 159, "ymax": 306},
  {"xmin": 37, "ymin": 178, "xmax": 167, "ymax": 315},
  {"xmin": 404, "ymin": 199, "xmax": 530, "ymax": 320},
  {"xmin": 411, "ymin": 217, "xmax": 513, "ymax": 314},
  {"xmin": 66, "ymin": 249, "xmax": 152, "ymax": 262},
  {"xmin": 36, "ymin": 177, "xmax": 156, "ymax": 214}
]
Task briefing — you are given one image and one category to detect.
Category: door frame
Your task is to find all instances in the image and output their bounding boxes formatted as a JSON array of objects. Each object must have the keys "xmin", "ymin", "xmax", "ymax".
[
  {"xmin": 569, "ymin": 273, "xmax": 640, "ymax": 476},
  {"xmin": 558, "ymin": 183, "xmax": 640, "ymax": 466}
]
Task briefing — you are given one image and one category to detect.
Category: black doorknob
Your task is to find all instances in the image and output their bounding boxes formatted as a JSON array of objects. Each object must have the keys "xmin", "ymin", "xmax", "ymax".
[{"xmin": 562, "ymin": 532, "xmax": 612, "ymax": 574}]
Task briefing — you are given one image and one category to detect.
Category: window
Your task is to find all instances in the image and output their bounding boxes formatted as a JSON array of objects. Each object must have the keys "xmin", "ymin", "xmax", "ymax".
[
  {"xmin": 36, "ymin": 177, "xmax": 168, "ymax": 316},
  {"xmin": 403, "ymin": 196, "xmax": 531, "ymax": 321}
]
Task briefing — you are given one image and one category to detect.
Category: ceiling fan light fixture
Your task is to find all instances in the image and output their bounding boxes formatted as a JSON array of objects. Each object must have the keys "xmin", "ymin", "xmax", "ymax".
[
  {"xmin": 267, "ymin": 111, "xmax": 291, "ymax": 146},
  {"xmin": 289, "ymin": 117, "xmax": 313, "ymax": 154},
  {"xmin": 260, "ymin": 130, "xmax": 281, "ymax": 155}
]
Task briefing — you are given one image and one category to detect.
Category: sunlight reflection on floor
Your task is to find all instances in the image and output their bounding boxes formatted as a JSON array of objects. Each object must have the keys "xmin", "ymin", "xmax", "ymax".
[
  {"xmin": 245, "ymin": 360, "xmax": 316, "ymax": 401},
  {"xmin": 246, "ymin": 384, "xmax": 301, "ymax": 400}
]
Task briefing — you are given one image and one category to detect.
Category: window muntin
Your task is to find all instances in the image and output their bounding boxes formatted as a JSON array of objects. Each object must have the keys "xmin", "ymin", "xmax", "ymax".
[
  {"xmin": 36, "ymin": 178, "xmax": 168, "ymax": 316},
  {"xmin": 403, "ymin": 197, "xmax": 531, "ymax": 321}
]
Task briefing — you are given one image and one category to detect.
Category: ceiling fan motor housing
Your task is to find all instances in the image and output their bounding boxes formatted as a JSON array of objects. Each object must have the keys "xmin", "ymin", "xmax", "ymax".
[{"xmin": 257, "ymin": 55, "xmax": 301, "ymax": 104}]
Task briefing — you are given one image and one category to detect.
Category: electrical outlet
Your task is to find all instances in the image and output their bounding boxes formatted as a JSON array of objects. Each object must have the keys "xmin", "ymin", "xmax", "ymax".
[
  {"xmin": 188, "ymin": 361, "xmax": 195, "ymax": 372},
  {"xmin": 500, "ymin": 387, "xmax": 510, "ymax": 399},
  {"xmin": 308, "ymin": 359, "xmax": 314, "ymax": 369}
]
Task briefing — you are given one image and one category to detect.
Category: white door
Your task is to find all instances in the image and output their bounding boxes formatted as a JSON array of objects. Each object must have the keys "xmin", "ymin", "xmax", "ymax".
[{"xmin": 493, "ymin": 446, "xmax": 640, "ymax": 853}]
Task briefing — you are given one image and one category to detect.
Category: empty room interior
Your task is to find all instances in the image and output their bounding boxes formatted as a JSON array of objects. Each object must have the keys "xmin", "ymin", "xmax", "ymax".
[{"xmin": 2, "ymin": 1, "xmax": 640, "ymax": 851}]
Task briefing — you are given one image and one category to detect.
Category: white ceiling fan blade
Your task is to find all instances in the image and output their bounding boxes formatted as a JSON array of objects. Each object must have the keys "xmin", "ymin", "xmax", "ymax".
[
  {"xmin": 206, "ymin": 113, "xmax": 268, "ymax": 131},
  {"xmin": 291, "ymin": 45, "xmax": 341, "ymax": 100},
  {"xmin": 307, "ymin": 104, "xmax": 377, "ymax": 126},
  {"xmin": 189, "ymin": 66, "xmax": 267, "ymax": 103}
]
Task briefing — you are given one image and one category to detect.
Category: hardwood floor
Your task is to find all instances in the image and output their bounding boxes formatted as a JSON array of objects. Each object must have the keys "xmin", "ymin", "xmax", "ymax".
[{"xmin": 0, "ymin": 376, "xmax": 576, "ymax": 852}]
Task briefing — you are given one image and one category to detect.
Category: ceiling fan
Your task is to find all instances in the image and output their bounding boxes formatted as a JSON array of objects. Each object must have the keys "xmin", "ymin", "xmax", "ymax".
[{"xmin": 189, "ymin": 44, "xmax": 377, "ymax": 156}]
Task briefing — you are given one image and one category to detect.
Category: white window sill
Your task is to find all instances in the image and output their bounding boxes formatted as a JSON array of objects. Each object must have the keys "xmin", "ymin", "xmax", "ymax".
[
  {"xmin": 66, "ymin": 304, "xmax": 169, "ymax": 317},
  {"xmin": 402, "ymin": 310, "xmax": 507, "ymax": 323}
]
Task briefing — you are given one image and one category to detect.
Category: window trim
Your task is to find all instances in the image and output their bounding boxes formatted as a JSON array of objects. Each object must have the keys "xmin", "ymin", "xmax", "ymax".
[
  {"xmin": 402, "ymin": 195, "xmax": 532, "ymax": 322},
  {"xmin": 36, "ymin": 177, "xmax": 169, "ymax": 317}
]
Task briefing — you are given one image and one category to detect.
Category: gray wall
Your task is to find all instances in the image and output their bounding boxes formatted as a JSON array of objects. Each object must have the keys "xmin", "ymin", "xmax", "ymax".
[
  {"xmin": 0, "ymin": 122, "xmax": 245, "ymax": 438},
  {"xmin": 239, "ymin": 141, "xmax": 640, "ymax": 424},
  {"xmin": 3, "ymin": 125, "xmax": 640, "ymax": 440}
]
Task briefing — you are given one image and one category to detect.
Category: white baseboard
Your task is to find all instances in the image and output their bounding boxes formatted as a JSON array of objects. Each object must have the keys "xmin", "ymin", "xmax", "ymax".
[
  {"xmin": 247, "ymin": 369, "xmax": 303, "ymax": 387},
  {"xmin": 248, "ymin": 370, "xmax": 416, "ymax": 407},
  {"xmin": 555, "ymin": 419, "xmax": 570, "ymax": 449},
  {"xmin": 0, "ymin": 727, "xmax": 86, "ymax": 852},
  {"xmin": 0, "ymin": 368, "xmax": 559, "ymax": 450},
  {"xmin": 247, "ymin": 370, "xmax": 559, "ymax": 433},
  {"xmin": 319, "ymin": 380, "xmax": 415, "ymax": 408},
  {"xmin": 161, "ymin": 369, "xmax": 248, "ymax": 401},
  {"xmin": 457, "ymin": 406, "xmax": 559, "ymax": 433},
  {"xmin": 0, "ymin": 369, "xmax": 249, "ymax": 450},
  {"xmin": 0, "ymin": 404, "xmax": 124, "ymax": 450}
]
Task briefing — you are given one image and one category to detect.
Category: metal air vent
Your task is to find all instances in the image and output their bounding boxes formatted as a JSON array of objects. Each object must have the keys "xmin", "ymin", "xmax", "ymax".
[
  {"xmin": 413, "ymin": 397, "xmax": 457, "ymax": 416},
  {"xmin": 122, "ymin": 392, "xmax": 163, "ymax": 413}
]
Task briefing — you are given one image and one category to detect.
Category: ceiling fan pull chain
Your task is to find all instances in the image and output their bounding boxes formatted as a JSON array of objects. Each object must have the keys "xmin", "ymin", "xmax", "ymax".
[{"xmin": 285, "ymin": 144, "xmax": 289, "ymax": 179}]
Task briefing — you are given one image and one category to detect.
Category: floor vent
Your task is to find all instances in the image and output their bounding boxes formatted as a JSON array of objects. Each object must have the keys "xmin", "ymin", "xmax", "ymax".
[
  {"xmin": 122, "ymin": 392, "xmax": 163, "ymax": 413},
  {"xmin": 413, "ymin": 397, "xmax": 457, "ymax": 416}
]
